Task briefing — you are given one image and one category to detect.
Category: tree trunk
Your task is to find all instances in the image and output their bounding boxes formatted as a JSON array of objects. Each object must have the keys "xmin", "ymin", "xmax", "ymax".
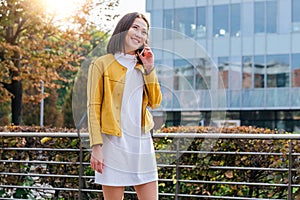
[
  {"xmin": 5, "ymin": 49, "xmax": 23, "ymax": 125},
  {"xmin": 11, "ymin": 80, "xmax": 22, "ymax": 125}
]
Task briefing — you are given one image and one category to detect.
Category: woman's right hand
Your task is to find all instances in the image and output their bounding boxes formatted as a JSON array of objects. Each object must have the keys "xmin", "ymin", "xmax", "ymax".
[{"xmin": 90, "ymin": 144, "xmax": 104, "ymax": 174}]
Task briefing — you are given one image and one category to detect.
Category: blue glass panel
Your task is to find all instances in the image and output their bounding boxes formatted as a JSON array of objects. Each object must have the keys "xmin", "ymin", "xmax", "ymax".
[
  {"xmin": 266, "ymin": 88, "xmax": 289, "ymax": 107},
  {"xmin": 266, "ymin": 1, "xmax": 277, "ymax": 33},
  {"xmin": 254, "ymin": 2, "xmax": 265, "ymax": 33},
  {"xmin": 213, "ymin": 5, "xmax": 229, "ymax": 37},
  {"xmin": 292, "ymin": 0, "xmax": 300, "ymax": 22},
  {"xmin": 196, "ymin": 6, "xmax": 206, "ymax": 38},
  {"xmin": 230, "ymin": 4, "xmax": 241, "ymax": 37},
  {"xmin": 174, "ymin": 8, "xmax": 196, "ymax": 38},
  {"xmin": 163, "ymin": 9, "xmax": 173, "ymax": 39},
  {"xmin": 292, "ymin": 53, "xmax": 300, "ymax": 87},
  {"xmin": 254, "ymin": 55, "xmax": 265, "ymax": 88},
  {"xmin": 266, "ymin": 54, "xmax": 289, "ymax": 88}
]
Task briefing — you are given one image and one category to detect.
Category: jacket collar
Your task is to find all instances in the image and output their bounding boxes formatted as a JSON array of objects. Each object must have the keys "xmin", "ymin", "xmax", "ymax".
[
  {"xmin": 109, "ymin": 53, "xmax": 145, "ymax": 74},
  {"xmin": 134, "ymin": 63, "xmax": 145, "ymax": 74}
]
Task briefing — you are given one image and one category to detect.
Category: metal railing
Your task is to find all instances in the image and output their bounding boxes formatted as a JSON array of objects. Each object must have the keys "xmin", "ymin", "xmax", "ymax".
[{"xmin": 1, "ymin": 132, "xmax": 300, "ymax": 199}]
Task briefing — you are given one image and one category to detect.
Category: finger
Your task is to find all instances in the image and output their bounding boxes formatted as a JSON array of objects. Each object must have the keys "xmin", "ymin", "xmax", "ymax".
[
  {"xmin": 137, "ymin": 52, "xmax": 145, "ymax": 62},
  {"xmin": 97, "ymin": 160, "xmax": 103, "ymax": 173},
  {"xmin": 90, "ymin": 156, "xmax": 99, "ymax": 171},
  {"xmin": 90, "ymin": 162, "xmax": 95, "ymax": 171},
  {"xmin": 139, "ymin": 47, "xmax": 146, "ymax": 55}
]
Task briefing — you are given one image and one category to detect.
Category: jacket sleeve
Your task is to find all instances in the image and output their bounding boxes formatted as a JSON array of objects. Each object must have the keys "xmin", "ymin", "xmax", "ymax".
[
  {"xmin": 87, "ymin": 61, "xmax": 103, "ymax": 147},
  {"xmin": 143, "ymin": 68, "xmax": 162, "ymax": 109}
]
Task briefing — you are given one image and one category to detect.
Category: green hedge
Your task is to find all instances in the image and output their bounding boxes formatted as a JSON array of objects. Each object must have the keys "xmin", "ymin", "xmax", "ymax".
[
  {"xmin": 1, "ymin": 125, "xmax": 300, "ymax": 199},
  {"xmin": 155, "ymin": 126, "xmax": 300, "ymax": 199}
]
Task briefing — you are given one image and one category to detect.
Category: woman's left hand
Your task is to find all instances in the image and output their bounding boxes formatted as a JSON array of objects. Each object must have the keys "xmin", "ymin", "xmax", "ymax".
[{"xmin": 137, "ymin": 44, "xmax": 154, "ymax": 74}]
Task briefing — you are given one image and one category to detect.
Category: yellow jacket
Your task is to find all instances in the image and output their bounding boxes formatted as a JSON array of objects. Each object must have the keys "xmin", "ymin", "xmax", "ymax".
[{"xmin": 87, "ymin": 54, "xmax": 162, "ymax": 147}]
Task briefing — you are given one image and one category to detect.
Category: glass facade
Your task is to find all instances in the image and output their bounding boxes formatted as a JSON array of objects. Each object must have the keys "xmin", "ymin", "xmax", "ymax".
[
  {"xmin": 292, "ymin": 0, "xmax": 300, "ymax": 32},
  {"xmin": 230, "ymin": 4, "xmax": 241, "ymax": 37},
  {"xmin": 147, "ymin": 0, "xmax": 300, "ymax": 131},
  {"xmin": 254, "ymin": 1, "xmax": 277, "ymax": 34},
  {"xmin": 292, "ymin": 53, "xmax": 300, "ymax": 87},
  {"xmin": 213, "ymin": 5, "xmax": 229, "ymax": 37}
]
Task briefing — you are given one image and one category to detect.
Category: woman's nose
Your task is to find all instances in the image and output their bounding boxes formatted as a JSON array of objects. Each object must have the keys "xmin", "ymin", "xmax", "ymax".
[{"xmin": 135, "ymin": 30, "xmax": 142, "ymax": 38}]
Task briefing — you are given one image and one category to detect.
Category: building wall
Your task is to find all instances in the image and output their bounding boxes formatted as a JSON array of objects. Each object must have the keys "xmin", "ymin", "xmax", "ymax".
[{"xmin": 146, "ymin": 0, "xmax": 300, "ymax": 131}]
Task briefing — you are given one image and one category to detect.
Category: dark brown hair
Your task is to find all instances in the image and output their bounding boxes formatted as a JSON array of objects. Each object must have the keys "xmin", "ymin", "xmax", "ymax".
[{"xmin": 106, "ymin": 12, "xmax": 149, "ymax": 54}]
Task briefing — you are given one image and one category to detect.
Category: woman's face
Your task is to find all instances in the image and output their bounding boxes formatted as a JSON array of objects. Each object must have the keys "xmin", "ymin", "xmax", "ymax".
[{"xmin": 124, "ymin": 18, "xmax": 148, "ymax": 55}]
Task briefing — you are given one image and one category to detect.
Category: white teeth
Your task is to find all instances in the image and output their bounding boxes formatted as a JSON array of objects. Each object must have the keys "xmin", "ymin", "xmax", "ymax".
[{"xmin": 132, "ymin": 38, "xmax": 140, "ymax": 43}]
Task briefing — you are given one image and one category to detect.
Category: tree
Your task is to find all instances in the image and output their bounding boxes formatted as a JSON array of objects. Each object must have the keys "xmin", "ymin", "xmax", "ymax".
[
  {"xmin": 62, "ymin": 28, "xmax": 110, "ymax": 128},
  {"xmin": 0, "ymin": 0, "xmax": 119, "ymax": 125}
]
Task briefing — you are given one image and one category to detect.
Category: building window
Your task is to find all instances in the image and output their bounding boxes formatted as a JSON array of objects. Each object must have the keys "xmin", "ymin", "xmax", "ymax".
[
  {"xmin": 229, "ymin": 56, "xmax": 242, "ymax": 90},
  {"xmin": 254, "ymin": 55, "xmax": 265, "ymax": 88},
  {"xmin": 230, "ymin": 3, "xmax": 241, "ymax": 37},
  {"xmin": 292, "ymin": 53, "xmax": 300, "ymax": 87},
  {"xmin": 254, "ymin": 1, "xmax": 277, "ymax": 34},
  {"xmin": 174, "ymin": 8, "xmax": 196, "ymax": 38},
  {"xmin": 254, "ymin": 2, "xmax": 265, "ymax": 33},
  {"xmin": 213, "ymin": 5, "xmax": 229, "ymax": 37},
  {"xmin": 242, "ymin": 56, "xmax": 253, "ymax": 89},
  {"xmin": 266, "ymin": 54, "xmax": 289, "ymax": 88},
  {"xmin": 196, "ymin": 6, "xmax": 206, "ymax": 39},
  {"xmin": 173, "ymin": 59, "xmax": 194, "ymax": 90},
  {"xmin": 195, "ymin": 58, "xmax": 210, "ymax": 90},
  {"xmin": 163, "ymin": 9, "xmax": 174, "ymax": 39},
  {"xmin": 292, "ymin": 0, "xmax": 300, "ymax": 32},
  {"xmin": 266, "ymin": 1, "xmax": 277, "ymax": 33},
  {"xmin": 218, "ymin": 57, "xmax": 229, "ymax": 89}
]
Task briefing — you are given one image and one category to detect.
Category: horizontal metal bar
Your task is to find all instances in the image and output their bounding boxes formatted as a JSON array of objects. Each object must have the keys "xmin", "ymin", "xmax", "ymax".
[
  {"xmin": 156, "ymin": 150, "xmax": 286, "ymax": 156},
  {"xmin": 176, "ymin": 193, "xmax": 285, "ymax": 200},
  {"xmin": 157, "ymin": 164, "xmax": 293, "ymax": 172},
  {"xmin": 0, "ymin": 172, "xmax": 94, "ymax": 180},
  {"xmin": 0, "ymin": 185, "xmax": 135, "ymax": 195},
  {"xmin": 209, "ymin": 166, "xmax": 289, "ymax": 172},
  {"xmin": 1, "ymin": 132, "xmax": 300, "ymax": 140},
  {"xmin": 0, "ymin": 185, "xmax": 79, "ymax": 191},
  {"xmin": 157, "ymin": 178, "xmax": 300, "ymax": 189},
  {"xmin": 2, "ymin": 148, "xmax": 287, "ymax": 156},
  {"xmin": 167, "ymin": 178, "xmax": 288, "ymax": 187},
  {"xmin": 0, "ymin": 132, "xmax": 88, "ymax": 137},
  {"xmin": 0, "ymin": 160, "xmax": 82, "ymax": 165},
  {"xmin": 153, "ymin": 133, "xmax": 300, "ymax": 139},
  {"xmin": 0, "ymin": 172, "xmax": 79, "ymax": 178},
  {"xmin": 1, "ymin": 147, "xmax": 85, "ymax": 152},
  {"xmin": 3, "ymin": 148, "xmax": 295, "ymax": 156}
]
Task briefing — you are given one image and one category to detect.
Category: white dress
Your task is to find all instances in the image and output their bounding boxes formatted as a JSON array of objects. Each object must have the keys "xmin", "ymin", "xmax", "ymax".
[{"xmin": 95, "ymin": 52, "xmax": 158, "ymax": 186}]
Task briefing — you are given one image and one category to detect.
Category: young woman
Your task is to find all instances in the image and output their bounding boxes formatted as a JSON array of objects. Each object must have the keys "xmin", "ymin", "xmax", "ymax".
[{"xmin": 87, "ymin": 12, "xmax": 162, "ymax": 200}]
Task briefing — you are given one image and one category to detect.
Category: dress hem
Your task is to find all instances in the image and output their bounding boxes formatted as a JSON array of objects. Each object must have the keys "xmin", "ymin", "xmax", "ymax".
[{"xmin": 94, "ymin": 177, "xmax": 158, "ymax": 187}]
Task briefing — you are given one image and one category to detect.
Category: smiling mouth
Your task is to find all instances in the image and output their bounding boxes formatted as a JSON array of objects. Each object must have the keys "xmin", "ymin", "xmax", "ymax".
[{"xmin": 132, "ymin": 37, "xmax": 141, "ymax": 44}]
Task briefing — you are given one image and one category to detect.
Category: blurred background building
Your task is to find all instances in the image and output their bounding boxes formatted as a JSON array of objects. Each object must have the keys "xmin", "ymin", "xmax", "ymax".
[{"xmin": 146, "ymin": 0, "xmax": 300, "ymax": 132}]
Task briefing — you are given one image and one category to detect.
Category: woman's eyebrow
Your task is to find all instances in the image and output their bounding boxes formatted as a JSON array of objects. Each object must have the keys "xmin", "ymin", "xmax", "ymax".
[{"xmin": 132, "ymin": 23, "xmax": 147, "ymax": 30}]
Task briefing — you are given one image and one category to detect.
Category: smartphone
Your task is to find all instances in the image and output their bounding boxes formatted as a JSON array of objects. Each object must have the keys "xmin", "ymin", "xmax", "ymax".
[
  {"xmin": 136, "ymin": 45, "xmax": 145, "ymax": 64},
  {"xmin": 136, "ymin": 45, "xmax": 145, "ymax": 55}
]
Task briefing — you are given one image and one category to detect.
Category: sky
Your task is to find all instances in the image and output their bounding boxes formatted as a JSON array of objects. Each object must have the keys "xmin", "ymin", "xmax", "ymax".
[
  {"xmin": 42, "ymin": 0, "xmax": 148, "ymax": 31},
  {"xmin": 111, "ymin": 0, "xmax": 149, "ymax": 27},
  {"xmin": 116, "ymin": 0, "xmax": 147, "ymax": 15}
]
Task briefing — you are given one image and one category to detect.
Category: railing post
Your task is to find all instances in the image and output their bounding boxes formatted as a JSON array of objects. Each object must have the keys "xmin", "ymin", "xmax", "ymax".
[
  {"xmin": 78, "ymin": 128, "xmax": 83, "ymax": 200},
  {"xmin": 288, "ymin": 141, "xmax": 293, "ymax": 200},
  {"xmin": 175, "ymin": 138, "xmax": 181, "ymax": 200},
  {"xmin": 76, "ymin": 111, "xmax": 87, "ymax": 200}
]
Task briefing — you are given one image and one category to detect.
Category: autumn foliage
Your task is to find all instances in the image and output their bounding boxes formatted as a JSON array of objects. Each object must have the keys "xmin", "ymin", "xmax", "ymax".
[{"xmin": 0, "ymin": 0, "xmax": 119, "ymax": 125}]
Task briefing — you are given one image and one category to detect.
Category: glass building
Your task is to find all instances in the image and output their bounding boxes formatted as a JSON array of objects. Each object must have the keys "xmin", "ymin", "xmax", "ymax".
[{"xmin": 146, "ymin": 0, "xmax": 300, "ymax": 132}]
